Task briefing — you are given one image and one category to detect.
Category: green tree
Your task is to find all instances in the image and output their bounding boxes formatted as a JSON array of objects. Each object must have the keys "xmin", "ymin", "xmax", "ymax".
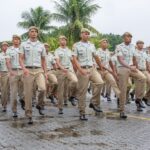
[
  {"xmin": 52, "ymin": 0, "xmax": 100, "ymax": 44},
  {"xmin": 18, "ymin": 6, "xmax": 56, "ymax": 41},
  {"xmin": 102, "ymin": 33, "xmax": 123, "ymax": 51}
]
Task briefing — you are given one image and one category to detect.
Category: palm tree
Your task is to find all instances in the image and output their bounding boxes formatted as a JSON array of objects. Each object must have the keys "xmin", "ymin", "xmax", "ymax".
[
  {"xmin": 52, "ymin": 0, "xmax": 100, "ymax": 43},
  {"xmin": 18, "ymin": 6, "xmax": 56, "ymax": 41}
]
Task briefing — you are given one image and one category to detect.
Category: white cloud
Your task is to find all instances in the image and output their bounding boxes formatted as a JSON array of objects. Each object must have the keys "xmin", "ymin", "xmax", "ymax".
[{"xmin": 0, "ymin": 0, "xmax": 150, "ymax": 46}]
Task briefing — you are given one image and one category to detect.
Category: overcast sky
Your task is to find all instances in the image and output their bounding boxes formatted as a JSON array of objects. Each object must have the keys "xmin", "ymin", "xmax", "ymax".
[{"xmin": 0, "ymin": 0, "xmax": 150, "ymax": 46}]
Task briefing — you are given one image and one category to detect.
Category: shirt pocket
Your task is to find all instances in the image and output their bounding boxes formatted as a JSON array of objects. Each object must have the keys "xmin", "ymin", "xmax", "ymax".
[
  {"xmin": 78, "ymin": 49, "xmax": 86, "ymax": 58},
  {"xmin": 58, "ymin": 52, "xmax": 64, "ymax": 58},
  {"xmin": 24, "ymin": 47, "xmax": 31, "ymax": 56},
  {"xmin": 122, "ymin": 49, "xmax": 128, "ymax": 57}
]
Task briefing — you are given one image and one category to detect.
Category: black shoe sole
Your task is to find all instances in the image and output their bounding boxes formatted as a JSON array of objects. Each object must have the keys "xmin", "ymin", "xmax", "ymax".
[{"xmin": 89, "ymin": 104, "xmax": 103, "ymax": 112}]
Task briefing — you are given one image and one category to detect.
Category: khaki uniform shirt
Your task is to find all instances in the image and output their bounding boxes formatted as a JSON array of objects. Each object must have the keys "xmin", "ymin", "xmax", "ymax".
[
  {"xmin": 96, "ymin": 48, "xmax": 111, "ymax": 69},
  {"xmin": 19, "ymin": 39, "xmax": 46, "ymax": 67},
  {"xmin": 46, "ymin": 52, "xmax": 55, "ymax": 70},
  {"xmin": 0, "ymin": 52, "xmax": 9, "ymax": 72},
  {"xmin": 116, "ymin": 43, "xmax": 135, "ymax": 67},
  {"xmin": 134, "ymin": 49, "xmax": 148, "ymax": 70},
  {"xmin": 6, "ymin": 46, "xmax": 21, "ymax": 69},
  {"xmin": 54, "ymin": 47, "xmax": 73, "ymax": 69},
  {"xmin": 72, "ymin": 41, "xmax": 96, "ymax": 67}
]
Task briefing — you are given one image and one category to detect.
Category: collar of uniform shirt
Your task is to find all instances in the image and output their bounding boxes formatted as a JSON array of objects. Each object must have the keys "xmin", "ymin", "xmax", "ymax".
[{"xmin": 27, "ymin": 39, "xmax": 40, "ymax": 45}]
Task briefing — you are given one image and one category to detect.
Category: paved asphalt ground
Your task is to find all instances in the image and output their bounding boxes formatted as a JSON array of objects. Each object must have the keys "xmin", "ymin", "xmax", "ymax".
[{"xmin": 0, "ymin": 93, "xmax": 150, "ymax": 150}]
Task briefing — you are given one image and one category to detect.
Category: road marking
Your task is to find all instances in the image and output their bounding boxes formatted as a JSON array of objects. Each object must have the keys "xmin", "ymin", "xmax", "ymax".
[{"xmin": 105, "ymin": 111, "xmax": 150, "ymax": 121}]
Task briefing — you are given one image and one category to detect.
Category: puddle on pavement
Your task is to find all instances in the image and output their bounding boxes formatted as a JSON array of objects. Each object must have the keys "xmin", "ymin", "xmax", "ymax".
[
  {"xmin": 11, "ymin": 121, "xmax": 27, "ymax": 128},
  {"xmin": 90, "ymin": 130, "xmax": 104, "ymax": 135},
  {"xmin": 38, "ymin": 126, "xmax": 80, "ymax": 140},
  {"xmin": 105, "ymin": 112, "xmax": 120, "ymax": 120}
]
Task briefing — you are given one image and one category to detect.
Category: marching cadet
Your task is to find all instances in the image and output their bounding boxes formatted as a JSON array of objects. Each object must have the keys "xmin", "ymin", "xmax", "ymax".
[
  {"xmin": 116, "ymin": 32, "xmax": 146, "ymax": 118},
  {"xmin": 96, "ymin": 39, "xmax": 120, "ymax": 101},
  {"xmin": 0, "ymin": 42, "xmax": 10, "ymax": 112},
  {"xmin": 134, "ymin": 40, "xmax": 150, "ymax": 107},
  {"xmin": 143, "ymin": 46, "xmax": 150, "ymax": 106},
  {"xmin": 44, "ymin": 43, "xmax": 58, "ymax": 105},
  {"xmin": 19, "ymin": 26, "xmax": 47, "ymax": 124},
  {"xmin": 72, "ymin": 28, "xmax": 104, "ymax": 121},
  {"xmin": 54, "ymin": 35, "xmax": 78, "ymax": 114},
  {"xmin": 6, "ymin": 35, "xmax": 24, "ymax": 117}
]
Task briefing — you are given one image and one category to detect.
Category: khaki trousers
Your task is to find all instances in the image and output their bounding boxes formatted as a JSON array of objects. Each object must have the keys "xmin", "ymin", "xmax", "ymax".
[
  {"xmin": 63, "ymin": 78, "xmax": 69, "ymax": 100},
  {"xmin": 56, "ymin": 70, "xmax": 78, "ymax": 109},
  {"xmin": 9, "ymin": 70, "xmax": 24, "ymax": 113},
  {"xmin": 76, "ymin": 68, "xmax": 104, "ymax": 115},
  {"xmin": 102, "ymin": 82, "xmax": 111, "ymax": 96},
  {"xmin": 98, "ymin": 70, "xmax": 120, "ymax": 98},
  {"xmin": 47, "ymin": 70, "xmax": 58, "ymax": 97},
  {"xmin": 118, "ymin": 67, "xmax": 146, "ymax": 112},
  {"xmin": 142, "ymin": 71, "xmax": 150, "ymax": 99},
  {"xmin": 23, "ymin": 68, "xmax": 46, "ymax": 118},
  {"xmin": 0, "ymin": 72, "xmax": 9, "ymax": 108}
]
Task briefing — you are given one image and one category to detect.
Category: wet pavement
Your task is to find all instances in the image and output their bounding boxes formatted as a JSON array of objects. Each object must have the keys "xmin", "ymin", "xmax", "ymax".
[{"xmin": 0, "ymin": 94, "xmax": 150, "ymax": 150}]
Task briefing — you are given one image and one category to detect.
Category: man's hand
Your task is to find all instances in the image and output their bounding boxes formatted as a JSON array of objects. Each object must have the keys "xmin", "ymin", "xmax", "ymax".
[
  {"xmin": 62, "ymin": 68, "xmax": 68, "ymax": 74},
  {"xmin": 44, "ymin": 72, "xmax": 48, "ymax": 80},
  {"xmin": 130, "ymin": 66, "xmax": 137, "ymax": 72},
  {"xmin": 10, "ymin": 71, "xmax": 16, "ymax": 76},
  {"xmin": 112, "ymin": 72, "xmax": 119, "ymax": 81},
  {"xmin": 79, "ymin": 68, "xmax": 89, "ymax": 76},
  {"xmin": 23, "ymin": 68, "xmax": 29, "ymax": 76}
]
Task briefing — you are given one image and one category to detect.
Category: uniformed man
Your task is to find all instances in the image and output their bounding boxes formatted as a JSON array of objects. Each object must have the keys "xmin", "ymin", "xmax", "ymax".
[
  {"xmin": 116, "ymin": 32, "xmax": 146, "ymax": 118},
  {"xmin": 54, "ymin": 35, "xmax": 78, "ymax": 114},
  {"xmin": 44, "ymin": 43, "xmax": 58, "ymax": 105},
  {"xmin": 72, "ymin": 28, "xmax": 104, "ymax": 121},
  {"xmin": 134, "ymin": 40, "xmax": 150, "ymax": 107},
  {"xmin": 6, "ymin": 35, "xmax": 24, "ymax": 117},
  {"xmin": 96, "ymin": 39, "xmax": 120, "ymax": 102},
  {"xmin": 19, "ymin": 26, "xmax": 47, "ymax": 124},
  {"xmin": 0, "ymin": 42, "xmax": 10, "ymax": 112}
]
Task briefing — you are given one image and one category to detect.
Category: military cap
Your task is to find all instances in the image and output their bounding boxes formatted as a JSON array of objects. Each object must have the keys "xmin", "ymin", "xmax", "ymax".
[
  {"xmin": 29, "ymin": 26, "xmax": 39, "ymax": 33},
  {"xmin": 1, "ymin": 41, "xmax": 9, "ymax": 46},
  {"xmin": 12, "ymin": 35, "xmax": 21, "ymax": 40},
  {"xmin": 122, "ymin": 32, "xmax": 133, "ymax": 38},
  {"xmin": 100, "ymin": 38, "xmax": 108, "ymax": 43},
  {"xmin": 81, "ymin": 28, "xmax": 90, "ymax": 34},
  {"xmin": 59, "ymin": 35, "xmax": 67, "ymax": 40},
  {"xmin": 136, "ymin": 40, "xmax": 144, "ymax": 45}
]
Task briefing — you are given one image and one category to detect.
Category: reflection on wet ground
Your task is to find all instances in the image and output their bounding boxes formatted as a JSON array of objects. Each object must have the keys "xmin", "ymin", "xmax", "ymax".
[{"xmin": 0, "ymin": 98, "xmax": 149, "ymax": 150}]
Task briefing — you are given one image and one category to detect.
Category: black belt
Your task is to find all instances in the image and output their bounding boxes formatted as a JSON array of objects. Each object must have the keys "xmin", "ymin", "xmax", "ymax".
[
  {"xmin": 12, "ymin": 68, "xmax": 22, "ymax": 70},
  {"xmin": 47, "ymin": 69, "xmax": 54, "ymax": 71},
  {"xmin": 57, "ymin": 68, "xmax": 69, "ymax": 70},
  {"xmin": 26, "ymin": 66, "xmax": 41, "ymax": 69},
  {"xmin": 81, "ymin": 66, "xmax": 93, "ymax": 69},
  {"xmin": 139, "ymin": 69, "xmax": 146, "ymax": 71}
]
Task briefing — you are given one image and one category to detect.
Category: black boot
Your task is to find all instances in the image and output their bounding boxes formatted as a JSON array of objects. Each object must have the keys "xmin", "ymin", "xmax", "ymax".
[
  {"xmin": 49, "ymin": 95, "xmax": 56, "ymax": 105},
  {"xmin": 36, "ymin": 105, "xmax": 45, "ymax": 115},
  {"xmin": 2, "ymin": 107, "xmax": 7, "ymax": 112},
  {"xmin": 80, "ymin": 114, "xmax": 88, "ymax": 121},
  {"xmin": 142, "ymin": 98, "xmax": 150, "ymax": 106},
  {"xmin": 19, "ymin": 99, "xmax": 25, "ymax": 110},
  {"xmin": 89, "ymin": 103, "xmax": 103, "ymax": 112},
  {"xmin": 130, "ymin": 92, "xmax": 135, "ymax": 101},
  {"xmin": 135, "ymin": 99, "xmax": 145, "ymax": 108},
  {"xmin": 28, "ymin": 117, "xmax": 33, "ymax": 125},
  {"xmin": 107, "ymin": 96, "xmax": 111, "ymax": 102},
  {"xmin": 117, "ymin": 98, "xmax": 120, "ymax": 109},
  {"xmin": 135, "ymin": 100, "xmax": 144, "ymax": 111},
  {"xmin": 120, "ymin": 112, "xmax": 127, "ymax": 119},
  {"xmin": 69, "ymin": 96, "xmax": 77, "ymax": 106},
  {"xmin": 58, "ymin": 109, "xmax": 63, "ymax": 114},
  {"xmin": 13, "ymin": 112, "xmax": 18, "ymax": 118}
]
